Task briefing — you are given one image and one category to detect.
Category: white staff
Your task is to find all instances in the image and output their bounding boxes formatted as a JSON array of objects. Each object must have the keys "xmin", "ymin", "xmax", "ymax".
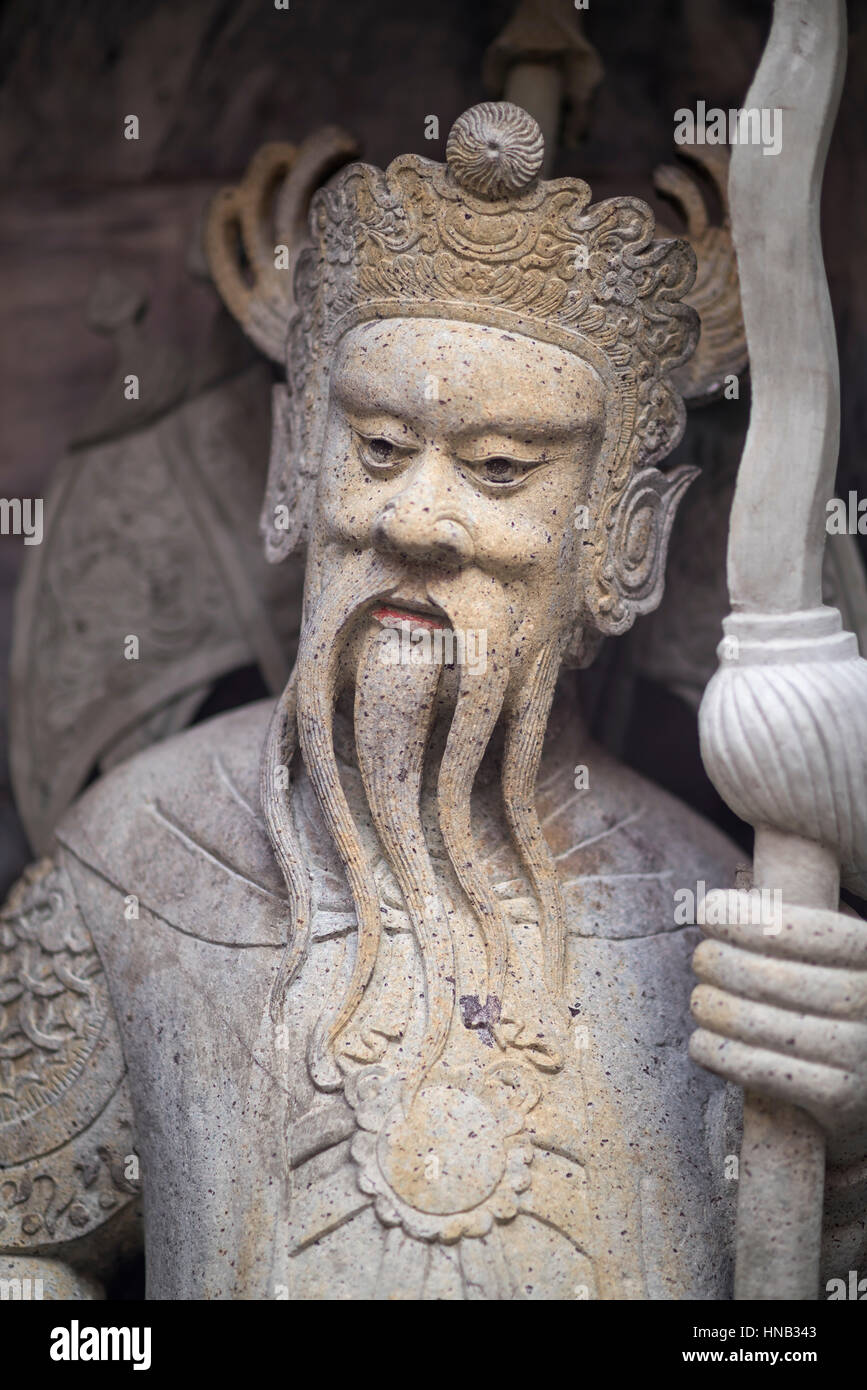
[{"xmin": 697, "ymin": 0, "xmax": 867, "ymax": 1299}]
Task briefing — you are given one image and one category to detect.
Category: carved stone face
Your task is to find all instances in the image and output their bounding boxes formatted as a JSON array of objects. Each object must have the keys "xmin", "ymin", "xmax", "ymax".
[{"xmin": 310, "ymin": 316, "xmax": 607, "ymax": 674}]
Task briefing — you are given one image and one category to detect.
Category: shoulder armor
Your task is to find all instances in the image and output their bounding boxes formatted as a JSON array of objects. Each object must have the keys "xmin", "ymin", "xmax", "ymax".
[
  {"xmin": 56, "ymin": 699, "xmax": 292, "ymax": 949},
  {"xmin": 0, "ymin": 856, "xmax": 141, "ymax": 1254}
]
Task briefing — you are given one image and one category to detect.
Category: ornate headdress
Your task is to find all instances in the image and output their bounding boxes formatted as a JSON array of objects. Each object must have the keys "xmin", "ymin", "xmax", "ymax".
[{"xmin": 208, "ymin": 103, "xmax": 706, "ymax": 636}]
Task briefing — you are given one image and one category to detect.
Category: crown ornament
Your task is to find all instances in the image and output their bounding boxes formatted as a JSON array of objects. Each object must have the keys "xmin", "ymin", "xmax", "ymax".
[{"xmin": 445, "ymin": 101, "xmax": 544, "ymax": 198}]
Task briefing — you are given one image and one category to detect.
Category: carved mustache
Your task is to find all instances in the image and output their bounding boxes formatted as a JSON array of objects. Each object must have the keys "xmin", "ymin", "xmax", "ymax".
[
  {"xmin": 426, "ymin": 569, "xmax": 512, "ymax": 1008},
  {"xmin": 301, "ymin": 556, "xmax": 515, "ymax": 1084},
  {"xmin": 265, "ymin": 548, "xmax": 569, "ymax": 1089},
  {"xmin": 295, "ymin": 550, "xmax": 407, "ymax": 1088},
  {"xmin": 353, "ymin": 627, "xmax": 452, "ymax": 1096},
  {"xmin": 264, "ymin": 550, "xmax": 404, "ymax": 1051}
]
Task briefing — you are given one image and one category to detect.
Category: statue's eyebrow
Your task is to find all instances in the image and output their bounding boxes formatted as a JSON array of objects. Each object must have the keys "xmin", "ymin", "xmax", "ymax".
[
  {"xmin": 331, "ymin": 369, "xmax": 413, "ymax": 420},
  {"xmin": 451, "ymin": 415, "xmax": 600, "ymax": 451},
  {"xmin": 453, "ymin": 433, "xmax": 564, "ymax": 460}
]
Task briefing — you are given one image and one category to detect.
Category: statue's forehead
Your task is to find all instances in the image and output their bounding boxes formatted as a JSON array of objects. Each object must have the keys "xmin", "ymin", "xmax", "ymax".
[{"xmin": 332, "ymin": 317, "xmax": 606, "ymax": 432}]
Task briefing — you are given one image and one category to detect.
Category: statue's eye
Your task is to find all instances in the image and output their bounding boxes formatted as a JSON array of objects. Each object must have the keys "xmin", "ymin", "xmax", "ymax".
[
  {"xmin": 464, "ymin": 456, "xmax": 541, "ymax": 488},
  {"xmin": 482, "ymin": 457, "xmax": 519, "ymax": 483},
  {"xmin": 357, "ymin": 434, "xmax": 413, "ymax": 472},
  {"xmin": 367, "ymin": 437, "xmax": 397, "ymax": 461}
]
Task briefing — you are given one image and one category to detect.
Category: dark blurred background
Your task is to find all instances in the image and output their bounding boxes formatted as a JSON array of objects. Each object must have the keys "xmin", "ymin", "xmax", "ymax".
[{"xmin": 1, "ymin": 0, "xmax": 866, "ymax": 894}]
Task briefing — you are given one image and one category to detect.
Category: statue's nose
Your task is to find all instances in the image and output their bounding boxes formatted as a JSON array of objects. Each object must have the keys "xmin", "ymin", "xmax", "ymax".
[{"xmin": 372, "ymin": 474, "xmax": 474, "ymax": 569}]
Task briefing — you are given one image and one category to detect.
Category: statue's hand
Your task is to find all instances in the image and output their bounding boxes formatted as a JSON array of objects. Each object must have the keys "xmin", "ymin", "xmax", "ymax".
[{"xmin": 689, "ymin": 892, "xmax": 867, "ymax": 1162}]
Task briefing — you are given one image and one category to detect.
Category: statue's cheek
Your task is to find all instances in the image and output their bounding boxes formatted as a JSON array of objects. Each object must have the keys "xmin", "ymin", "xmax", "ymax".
[{"xmin": 476, "ymin": 514, "xmax": 566, "ymax": 582}]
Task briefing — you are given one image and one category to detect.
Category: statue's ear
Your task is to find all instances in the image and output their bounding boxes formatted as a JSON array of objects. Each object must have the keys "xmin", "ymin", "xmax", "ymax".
[
  {"xmin": 604, "ymin": 464, "xmax": 698, "ymax": 627},
  {"xmin": 260, "ymin": 383, "xmax": 310, "ymax": 563}
]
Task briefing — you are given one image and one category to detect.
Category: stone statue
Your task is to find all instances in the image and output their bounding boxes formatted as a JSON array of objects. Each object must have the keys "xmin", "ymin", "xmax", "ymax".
[{"xmin": 2, "ymin": 99, "xmax": 865, "ymax": 1301}]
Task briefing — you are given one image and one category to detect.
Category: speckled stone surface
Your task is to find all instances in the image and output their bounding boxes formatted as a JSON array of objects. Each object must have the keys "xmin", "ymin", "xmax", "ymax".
[{"xmin": 2, "ymin": 102, "xmax": 865, "ymax": 1300}]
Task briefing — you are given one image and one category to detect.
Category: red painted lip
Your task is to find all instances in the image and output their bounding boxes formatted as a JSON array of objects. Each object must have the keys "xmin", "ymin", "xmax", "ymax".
[{"xmin": 372, "ymin": 604, "xmax": 446, "ymax": 631}]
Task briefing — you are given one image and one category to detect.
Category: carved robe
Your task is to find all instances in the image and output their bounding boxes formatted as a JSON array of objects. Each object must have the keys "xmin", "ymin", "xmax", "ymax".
[{"xmin": 2, "ymin": 692, "xmax": 754, "ymax": 1298}]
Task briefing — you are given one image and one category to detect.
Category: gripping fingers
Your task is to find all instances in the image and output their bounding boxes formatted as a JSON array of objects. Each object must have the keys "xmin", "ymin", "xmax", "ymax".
[
  {"xmin": 688, "ymin": 1030, "xmax": 864, "ymax": 1130},
  {"xmin": 690, "ymin": 984, "xmax": 867, "ymax": 1072},
  {"xmin": 693, "ymin": 938, "xmax": 867, "ymax": 1020},
  {"xmin": 697, "ymin": 891, "xmax": 867, "ymax": 967}
]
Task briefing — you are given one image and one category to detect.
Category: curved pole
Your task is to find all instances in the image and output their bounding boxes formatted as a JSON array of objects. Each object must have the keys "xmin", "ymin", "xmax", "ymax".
[
  {"xmin": 727, "ymin": 0, "xmax": 846, "ymax": 612},
  {"xmin": 697, "ymin": 0, "xmax": 866, "ymax": 1300}
]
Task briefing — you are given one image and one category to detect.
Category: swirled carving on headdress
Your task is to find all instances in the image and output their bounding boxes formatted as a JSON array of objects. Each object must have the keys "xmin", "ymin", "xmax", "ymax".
[{"xmin": 445, "ymin": 101, "xmax": 544, "ymax": 199}]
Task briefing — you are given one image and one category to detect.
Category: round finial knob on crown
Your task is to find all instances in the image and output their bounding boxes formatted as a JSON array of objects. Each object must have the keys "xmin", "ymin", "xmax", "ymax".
[{"xmin": 446, "ymin": 102, "xmax": 544, "ymax": 200}]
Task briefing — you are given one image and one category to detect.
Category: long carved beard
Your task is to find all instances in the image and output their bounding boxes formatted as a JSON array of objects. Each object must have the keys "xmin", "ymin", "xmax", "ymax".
[{"xmin": 262, "ymin": 552, "xmax": 567, "ymax": 1092}]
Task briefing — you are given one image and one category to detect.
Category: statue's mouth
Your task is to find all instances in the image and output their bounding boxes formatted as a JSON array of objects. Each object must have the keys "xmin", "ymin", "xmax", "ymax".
[{"xmin": 372, "ymin": 602, "xmax": 447, "ymax": 631}]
